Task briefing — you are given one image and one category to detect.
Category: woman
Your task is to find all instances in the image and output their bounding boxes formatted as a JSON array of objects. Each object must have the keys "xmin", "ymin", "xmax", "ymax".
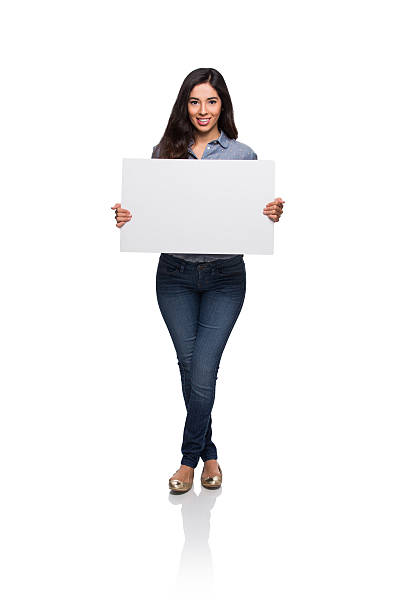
[{"xmin": 111, "ymin": 68, "xmax": 284, "ymax": 493}]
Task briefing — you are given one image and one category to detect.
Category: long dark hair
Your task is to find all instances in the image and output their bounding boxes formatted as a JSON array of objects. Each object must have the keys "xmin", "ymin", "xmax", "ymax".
[{"xmin": 153, "ymin": 68, "xmax": 238, "ymax": 159}]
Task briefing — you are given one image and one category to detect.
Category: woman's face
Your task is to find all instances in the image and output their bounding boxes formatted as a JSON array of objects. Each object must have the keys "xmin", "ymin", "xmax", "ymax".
[{"xmin": 187, "ymin": 82, "xmax": 222, "ymax": 134}]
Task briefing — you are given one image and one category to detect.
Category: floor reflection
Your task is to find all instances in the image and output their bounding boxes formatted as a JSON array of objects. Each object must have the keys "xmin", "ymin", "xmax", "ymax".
[{"xmin": 169, "ymin": 486, "xmax": 222, "ymax": 586}]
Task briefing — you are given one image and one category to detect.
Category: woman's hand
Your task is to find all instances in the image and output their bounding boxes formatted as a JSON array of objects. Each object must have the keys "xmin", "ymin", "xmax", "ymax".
[
  {"xmin": 111, "ymin": 203, "xmax": 132, "ymax": 228},
  {"xmin": 263, "ymin": 198, "xmax": 285, "ymax": 222}
]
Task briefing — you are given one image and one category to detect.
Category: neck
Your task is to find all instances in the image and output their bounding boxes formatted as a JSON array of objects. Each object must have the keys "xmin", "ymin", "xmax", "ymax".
[{"xmin": 194, "ymin": 125, "xmax": 221, "ymax": 146}]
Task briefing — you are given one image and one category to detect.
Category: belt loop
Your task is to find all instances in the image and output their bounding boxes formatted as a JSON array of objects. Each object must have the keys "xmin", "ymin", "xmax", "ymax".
[{"xmin": 180, "ymin": 261, "xmax": 185, "ymax": 273}]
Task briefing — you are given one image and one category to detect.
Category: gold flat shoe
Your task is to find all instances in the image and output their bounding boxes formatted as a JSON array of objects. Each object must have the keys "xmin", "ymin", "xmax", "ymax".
[
  {"xmin": 169, "ymin": 472, "xmax": 194, "ymax": 494},
  {"xmin": 201, "ymin": 462, "xmax": 222, "ymax": 489}
]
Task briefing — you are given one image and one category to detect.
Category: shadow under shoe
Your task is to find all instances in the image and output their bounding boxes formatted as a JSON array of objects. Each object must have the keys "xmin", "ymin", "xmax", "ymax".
[{"xmin": 201, "ymin": 462, "xmax": 222, "ymax": 489}]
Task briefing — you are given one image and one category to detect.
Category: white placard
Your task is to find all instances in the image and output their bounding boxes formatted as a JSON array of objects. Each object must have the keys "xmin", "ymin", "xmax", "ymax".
[{"xmin": 120, "ymin": 159, "xmax": 275, "ymax": 254}]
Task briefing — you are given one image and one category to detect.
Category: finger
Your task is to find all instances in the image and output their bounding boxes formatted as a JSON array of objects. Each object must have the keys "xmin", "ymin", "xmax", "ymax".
[
  {"xmin": 265, "ymin": 198, "xmax": 285, "ymax": 206},
  {"xmin": 264, "ymin": 204, "xmax": 283, "ymax": 211},
  {"xmin": 116, "ymin": 212, "xmax": 132, "ymax": 219},
  {"xmin": 265, "ymin": 202, "xmax": 284, "ymax": 208},
  {"xmin": 116, "ymin": 221, "xmax": 126, "ymax": 227},
  {"xmin": 111, "ymin": 203, "xmax": 122, "ymax": 210}
]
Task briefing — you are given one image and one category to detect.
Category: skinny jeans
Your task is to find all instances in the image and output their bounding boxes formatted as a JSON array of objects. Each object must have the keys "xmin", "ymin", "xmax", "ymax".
[{"xmin": 156, "ymin": 252, "xmax": 246, "ymax": 468}]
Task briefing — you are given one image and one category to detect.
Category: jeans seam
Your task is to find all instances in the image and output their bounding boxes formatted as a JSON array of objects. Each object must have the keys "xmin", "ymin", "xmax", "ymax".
[{"xmin": 181, "ymin": 282, "xmax": 246, "ymax": 466}]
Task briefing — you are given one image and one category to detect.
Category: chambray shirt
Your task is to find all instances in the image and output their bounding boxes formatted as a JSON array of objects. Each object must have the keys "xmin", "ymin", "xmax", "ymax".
[{"xmin": 151, "ymin": 129, "xmax": 258, "ymax": 262}]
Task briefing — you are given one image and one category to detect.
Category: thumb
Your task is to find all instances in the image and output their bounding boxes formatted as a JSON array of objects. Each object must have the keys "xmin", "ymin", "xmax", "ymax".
[{"xmin": 111, "ymin": 203, "xmax": 121, "ymax": 210}]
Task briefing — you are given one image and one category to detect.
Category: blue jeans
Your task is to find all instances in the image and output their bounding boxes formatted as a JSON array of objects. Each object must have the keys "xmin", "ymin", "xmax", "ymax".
[{"xmin": 156, "ymin": 253, "xmax": 246, "ymax": 468}]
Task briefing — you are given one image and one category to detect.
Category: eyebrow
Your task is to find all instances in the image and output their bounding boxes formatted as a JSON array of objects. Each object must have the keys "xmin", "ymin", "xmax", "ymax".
[{"xmin": 189, "ymin": 96, "xmax": 219, "ymax": 100}]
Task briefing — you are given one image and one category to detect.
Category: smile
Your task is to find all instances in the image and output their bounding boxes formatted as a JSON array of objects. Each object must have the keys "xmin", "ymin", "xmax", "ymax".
[{"xmin": 197, "ymin": 118, "xmax": 210, "ymax": 125}]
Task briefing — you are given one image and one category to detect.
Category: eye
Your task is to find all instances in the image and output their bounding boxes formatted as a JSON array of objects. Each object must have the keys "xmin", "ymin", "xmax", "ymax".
[{"xmin": 189, "ymin": 100, "xmax": 218, "ymax": 105}]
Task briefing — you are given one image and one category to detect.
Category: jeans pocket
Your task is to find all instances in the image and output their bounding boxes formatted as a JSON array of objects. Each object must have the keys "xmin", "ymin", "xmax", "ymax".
[
  {"xmin": 158, "ymin": 261, "xmax": 180, "ymax": 275},
  {"xmin": 220, "ymin": 261, "xmax": 245, "ymax": 276},
  {"xmin": 165, "ymin": 264, "xmax": 179, "ymax": 273}
]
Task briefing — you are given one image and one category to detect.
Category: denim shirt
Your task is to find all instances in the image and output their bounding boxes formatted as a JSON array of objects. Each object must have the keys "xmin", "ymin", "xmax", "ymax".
[{"xmin": 151, "ymin": 129, "xmax": 258, "ymax": 262}]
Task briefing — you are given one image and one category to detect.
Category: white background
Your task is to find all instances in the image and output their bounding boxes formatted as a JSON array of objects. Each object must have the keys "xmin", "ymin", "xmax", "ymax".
[{"xmin": 1, "ymin": 1, "xmax": 407, "ymax": 611}]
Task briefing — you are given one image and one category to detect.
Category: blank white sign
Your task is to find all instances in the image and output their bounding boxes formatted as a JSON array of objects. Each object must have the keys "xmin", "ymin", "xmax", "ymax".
[{"xmin": 120, "ymin": 158, "xmax": 275, "ymax": 254}]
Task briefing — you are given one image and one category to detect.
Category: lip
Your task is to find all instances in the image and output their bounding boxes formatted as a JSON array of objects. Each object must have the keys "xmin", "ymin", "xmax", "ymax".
[{"xmin": 197, "ymin": 118, "xmax": 210, "ymax": 124}]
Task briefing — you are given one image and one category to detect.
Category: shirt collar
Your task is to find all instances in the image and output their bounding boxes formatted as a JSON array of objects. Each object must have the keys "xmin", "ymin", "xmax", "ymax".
[
  {"xmin": 216, "ymin": 129, "xmax": 230, "ymax": 148},
  {"xmin": 188, "ymin": 128, "xmax": 230, "ymax": 150}
]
